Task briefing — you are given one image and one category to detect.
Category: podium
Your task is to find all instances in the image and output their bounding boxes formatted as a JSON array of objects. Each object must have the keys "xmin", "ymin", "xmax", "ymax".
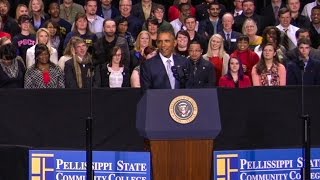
[{"xmin": 136, "ymin": 89, "xmax": 221, "ymax": 180}]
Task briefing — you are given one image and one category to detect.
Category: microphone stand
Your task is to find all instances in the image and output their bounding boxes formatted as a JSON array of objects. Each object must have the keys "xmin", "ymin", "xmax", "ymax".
[
  {"xmin": 299, "ymin": 59, "xmax": 311, "ymax": 180},
  {"xmin": 86, "ymin": 65, "xmax": 94, "ymax": 180}
]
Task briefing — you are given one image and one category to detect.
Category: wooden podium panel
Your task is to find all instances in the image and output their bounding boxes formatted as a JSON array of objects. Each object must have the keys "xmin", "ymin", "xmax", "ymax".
[{"xmin": 150, "ymin": 139, "xmax": 213, "ymax": 180}]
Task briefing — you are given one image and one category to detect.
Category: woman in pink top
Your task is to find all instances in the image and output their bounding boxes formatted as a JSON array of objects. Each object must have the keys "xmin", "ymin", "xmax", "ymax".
[{"xmin": 251, "ymin": 43, "xmax": 286, "ymax": 86}]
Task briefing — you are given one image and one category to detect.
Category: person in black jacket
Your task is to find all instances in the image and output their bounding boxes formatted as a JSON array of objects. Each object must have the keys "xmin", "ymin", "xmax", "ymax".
[
  {"xmin": 287, "ymin": 38, "xmax": 320, "ymax": 85},
  {"xmin": 95, "ymin": 46, "xmax": 130, "ymax": 88},
  {"xmin": 186, "ymin": 41, "xmax": 216, "ymax": 88}
]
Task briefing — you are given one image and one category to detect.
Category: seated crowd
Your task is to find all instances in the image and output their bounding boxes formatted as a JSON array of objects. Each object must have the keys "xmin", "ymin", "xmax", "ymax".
[{"xmin": 0, "ymin": 0, "xmax": 320, "ymax": 89}]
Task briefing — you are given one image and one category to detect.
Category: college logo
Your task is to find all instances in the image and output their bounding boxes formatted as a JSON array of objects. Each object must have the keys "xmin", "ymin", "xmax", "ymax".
[
  {"xmin": 30, "ymin": 153, "xmax": 55, "ymax": 180},
  {"xmin": 215, "ymin": 154, "xmax": 239, "ymax": 180},
  {"xmin": 169, "ymin": 95, "xmax": 198, "ymax": 124}
]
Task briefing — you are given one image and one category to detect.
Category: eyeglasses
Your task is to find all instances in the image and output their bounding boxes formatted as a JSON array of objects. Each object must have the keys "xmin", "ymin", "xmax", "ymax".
[{"xmin": 120, "ymin": 4, "xmax": 132, "ymax": 7}]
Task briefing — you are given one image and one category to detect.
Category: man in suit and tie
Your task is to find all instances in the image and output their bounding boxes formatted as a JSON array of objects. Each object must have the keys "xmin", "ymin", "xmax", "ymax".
[
  {"xmin": 276, "ymin": 7, "xmax": 300, "ymax": 51},
  {"xmin": 261, "ymin": 0, "xmax": 285, "ymax": 26},
  {"xmin": 140, "ymin": 31, "xmax": 189, "ymax": 89},
  {"xmin": 287, "ymin": 38, "xmax": 320, "ymax": 85},
  {"xmin": 218, "ymin": 13, "xmax": 242, "ymax": 54}
]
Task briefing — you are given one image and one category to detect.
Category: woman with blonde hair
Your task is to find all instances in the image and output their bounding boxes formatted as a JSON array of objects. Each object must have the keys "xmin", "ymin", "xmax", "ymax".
[
  {"xmin": 203, "ymin": 34, "xmax": 229, "ymax": 82},
  {"xmin": 58, "ymin": 36, "xmax": 79, "ymax": 71},
  {"xmin": 242, "ymin": 18, "xmax": 262, "ymax": 50},
  {"xmin": 64, "ymin": 37, "xmax": 93, "ymax": 88},
  {"xmin": 15, "ymin": 4, "xmax": 29, "ymax": 21},
  {"xmin": 129, "ymin": 30, "xmax": 152, "ymax": 72},
  {"xmin": 26, "ymin": 28, "xmax": 58, "ymax": 68},
  {"xmin": 28, "ymin": 0, "xmax": 48, "ymax": 30}
]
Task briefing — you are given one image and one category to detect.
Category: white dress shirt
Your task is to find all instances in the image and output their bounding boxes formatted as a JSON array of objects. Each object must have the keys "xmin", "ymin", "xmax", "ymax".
[{"xmin": 276, "ymin": 24, "xmax": 300, "ymax": 46}]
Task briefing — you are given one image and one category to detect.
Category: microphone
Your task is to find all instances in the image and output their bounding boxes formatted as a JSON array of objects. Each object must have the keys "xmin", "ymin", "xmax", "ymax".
[{"xmin": 171, "ymin": 66, "xmax": 180, "ymax": 80}]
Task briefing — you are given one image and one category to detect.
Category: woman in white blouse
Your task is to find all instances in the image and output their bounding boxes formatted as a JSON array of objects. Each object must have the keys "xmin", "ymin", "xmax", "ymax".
[
  {"xmin": 95, "ymin": 46, "xmax": 130, "ymax": 88},
  {"xmin": 26, "ymin": 28, "xmax": 58, "ymax": 68}
]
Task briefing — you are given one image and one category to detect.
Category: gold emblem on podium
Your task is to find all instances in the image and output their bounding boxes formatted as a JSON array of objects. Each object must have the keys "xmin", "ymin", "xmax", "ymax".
[{"xmin": 169, "ymin": 96, "xmax": 198, "ymax": 124}]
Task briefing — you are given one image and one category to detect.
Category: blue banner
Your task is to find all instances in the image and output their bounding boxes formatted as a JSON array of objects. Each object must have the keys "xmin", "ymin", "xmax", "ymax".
[
  {"xmin": 214, "ymin": 148, "xmax": 320, "ymax": 180},
  {"xmin": 29, "ymin": 150, "xmax": 151, "ymax": 180}
]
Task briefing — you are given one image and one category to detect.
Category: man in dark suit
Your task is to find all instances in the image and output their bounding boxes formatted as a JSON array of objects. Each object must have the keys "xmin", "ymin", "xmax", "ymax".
[
  {"xmin": 196, "ymin": 0, "xmax": 226, "ymax": 21},
  {"xmin": 261, "ymin": 0, "xmax": 286, "ymax": 26},
  {"xmin": 287, "ymin": 0, "xmax": 311, "ymax": 29},
  {"xmin": 131, "ymin": 0, "xmax": 160, "ymax": 22},
  {"xmin": 140, "ymin": 31, "xmax": 189, "ymax": 89},
  {"xmin": 186, "ymin": 41, "xmax": 216, "ymax": 88},
  {"xmin": 287, "ymin": 38, "xmax": 320, "ymax": 85},
  {"xmin": 218, "ymin": 13, "xmax": 242, "ymax": 54}
]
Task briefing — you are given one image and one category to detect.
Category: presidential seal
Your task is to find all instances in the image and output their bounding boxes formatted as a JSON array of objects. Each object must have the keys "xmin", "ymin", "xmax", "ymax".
[{"xmin": 169, "ymin": 96, "xmax": 198, "ymax": 124}]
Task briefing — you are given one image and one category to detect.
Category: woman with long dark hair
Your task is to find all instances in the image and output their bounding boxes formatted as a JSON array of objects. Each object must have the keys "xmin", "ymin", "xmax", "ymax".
[
  {"xmin": 24, "ymin": 44, "xmax": 64, "ymax": 88},
  {"xmin": 252, "ymin": 43, "xmax": 286, "ymax": 86},
  {"xmin": 175, "ymin": 30, "xmax": 190, "ymax": 57},
  {"xmin": 219, "ymin": 57, "xmax": 251, "ymax": 88}
]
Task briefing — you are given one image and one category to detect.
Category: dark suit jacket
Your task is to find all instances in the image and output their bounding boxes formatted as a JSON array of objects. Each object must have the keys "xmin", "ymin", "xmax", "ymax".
[
  {"xmin": 64, "ymin": 59, "xmax": 93, "ymax": 88},
  {"xmin": 285, "ymin": 47, "xmax": 320, "ymax": 63},
  {"xmin": 140, "ymin": 54, "xmax": 188, "ymax": 89},
  {"xmin": 310, "ymin": 25, "xmax": 320, "ymax": 49},
  {"xmin": 198, "ymin": 18, "xmax": 223, "ymax": 39},
  {"xmin": 131, "ymin": 2, "xmax": 160, "ymax": 22},
  {"xmin": 287, "ymin": 58, "xmax": 320, "ymax": 85},
  {"xmin": 291, "ymin": 15, "xmax": 311, "ymax": 29},
  {"xmin": 218, "ymin": 30, "xmax": 242, "ymax": 55},
  {"xmin": 261, "ymin": 3, "xmax": 286, "ymax": 26},
  {"xmin": 97, "ymin": 5, "xmax": 120, "ymax": 19}
]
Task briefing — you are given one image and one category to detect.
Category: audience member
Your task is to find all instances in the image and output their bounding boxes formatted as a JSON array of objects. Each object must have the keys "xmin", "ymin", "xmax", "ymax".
[
  {"xmin": 232, "ymin": 0, "xmax": 243, "ymax": 17},
  {"xmin": 168, "ymin": 0, "xmax": 196, "ymax": 22},
  {"xmin": 287, "ymin": 38, "xmax": 320, "ymax": 85},
  {"xmin": 24, "ymin": 43, "xmax": 64, "ymax": 88},
  {"xmin": 242, "ymin": 18, "xmax": 262, "ymax": 50},
  {"xmin": 148, "ymin": 4, "xmax": 174, "ymax": 34},
  {"xmin": 26, "ymin": 28, "xmax": 58, "ymax": 68},
  {"xmin": 84, "ymin": 0, "xmax": 104, "ymax": 34},
  {"xmin": 218, "ymin": 13, "xmax": 242, "ymax": 55},
  {"xmin": 145, "ymin": 17, "xmax": 159, "ymax": 48},
  {"xmin": 95, "ymin": 46, "xmax": 130, "ymax": 88},
  {"xmin": 301, "ymin": 0, "xmax": 320, "ymax": 21},
  {"xmin": 310, "ymin": 6, "xmax": 320, "ymax": 49},
  {"xmin": 254, "ymin": 26, "xmax": 286, "ymax": 62},
  {"xmin": 64, "ymin": 37, "xmax": 94, "ymax": 88},
  {"xmin": 198, "ymin": 2, "xmax": 223, "ymax": 40},
  {"xmin": 15, "ymin": 4, "xmax": 29, "ymax": 21},
  {"xmin": 230, "ymin": 35, "xmax": 259, "ymax": 78},
  {"xmin": 97, "ymin": 0, "xmax": 120, "ymax": 19},
  {"xmin": 43, "ymin": 20, "xmax": 64, "ymax": 58},
  {"xmin": 13, "ymin": 15, "xmax": 36, "ymax": 63},
  {"xmin": 233, "ymin": 0, "xmax": 266, "ymax": 35},
  {"xmin": 196, "ymin": 0, "xmax": 226, "ymax": 21},
  {"xmin": 186, "ymin": 40, "xmax": 216, "ymax": 88},
  {"xmin": 93, "ymin": 19, "xmax": 129, "ymax": 67},
  {"xmin": 63, "ymin": 13, "xmax": 97, "ymax": 54},
  {"xmin": 276, "ymin": 7, "xmax": 300, "ymax": 51},
  {"xmin": 261, "ymin": 0, "xmax": 285, "ymax": 26},
  {"xmin": 116, "ymin": 17, "xmax": 135, "ymax": 50},
  {"xmin": 130, "ymin": 46, "xmax": 157, "ymax": 87},
  {"xmin": 0, "ymin": 0, "xmax": 20, "ymax": 37},
  {"xmin": 47, "ymin": 2, "xmax": 72, "ymax": 39},
  {"xmin": 170, "ymin": 3, "xmax": 196, "ymax": 35},
  {"xmin": 175, "ymin": 30, "xmax": 190, "ymax": 57},
  {"xmin": 28, "ymin": 0, "xmax": 48, "ymax": 31},
  {"xmin": 114, "ymin": 0, "xmax": 143, "ymax": 39},
  {"xmin": 60, "ymin": 0, "xmax": 85, "ymax": 24},
  {"xmin": 130, "ymin": 31, "xmax": 152, "ymax": 72},
  {"xmin": 0, "ymin": 43, "xmax": 26, "ymax": 88},
  {"xmin": 287, "ymin": 0, "xmax": 311, "ymax": 29},
  {"xmin": 252, "ymin": 43, "xmax": 286, "ymax": 86},
  {"xmin": 184, "ymin": 16, "xmax": 207, "ymax": 53},
  {"xmin": 58, "ymin": 36, "xmax": 79, "ymax": 71},
  {"xmin": 219, "ymin": 57, "xmax": 251, "ymax": 88},
  {"xmin": 132, "ymin": 0, "xmax": 160, "ymax": 22},
  {"xmin": 203, "ymin": 34, "xmax": 229, "ymax": 82}
]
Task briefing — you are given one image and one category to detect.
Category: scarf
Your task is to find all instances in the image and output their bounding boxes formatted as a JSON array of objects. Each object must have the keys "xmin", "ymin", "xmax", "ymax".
[
  {"xmin": 0, "ymin": 58, "xmax": 19, "ymax": 78},
  {"xmin": 73, "ymin": 54, "xmax": 93, "ymax": 88},
  {"xmin": 260, "ymin": 63, "xmax": 280, "ymax": 86}
]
